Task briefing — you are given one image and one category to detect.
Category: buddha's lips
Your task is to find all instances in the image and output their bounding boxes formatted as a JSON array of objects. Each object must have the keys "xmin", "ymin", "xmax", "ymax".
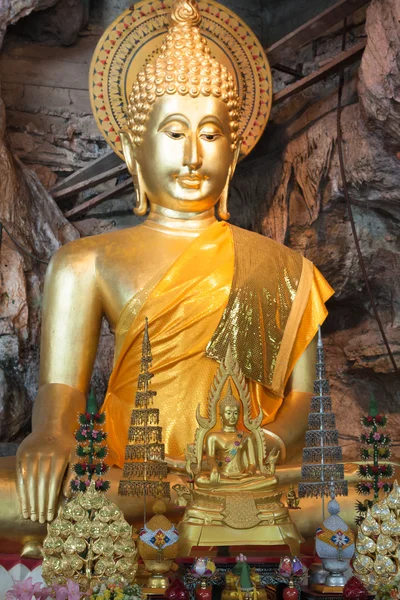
[{"xmin": 175, "ymin": 174, "xmax": 205, "ymax": 189}]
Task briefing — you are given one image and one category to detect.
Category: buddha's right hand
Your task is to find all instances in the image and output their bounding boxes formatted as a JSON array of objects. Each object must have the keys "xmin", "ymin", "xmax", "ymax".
[
  {"xmin": 16, "ymin": 430, "xmax": 75, "ymax": 523},
  {"xmin": 15, "ymin": 383, "xmax": 86, "ymax": 523},
  {"xmin": 210, "ymin": 466, "xmax": 220, "ymax": 485}
]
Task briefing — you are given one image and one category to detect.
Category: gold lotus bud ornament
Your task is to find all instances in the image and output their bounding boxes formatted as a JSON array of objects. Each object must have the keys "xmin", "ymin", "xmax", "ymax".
[{"xmin": 137, "ymin": 493, "xmax": 180, "ymax": 589}]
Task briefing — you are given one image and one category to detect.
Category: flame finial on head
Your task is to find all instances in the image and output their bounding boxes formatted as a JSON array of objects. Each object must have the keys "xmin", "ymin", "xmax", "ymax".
[{"xmin": 171, "ymin": 0, "xmax": 201, "ymax": 27}]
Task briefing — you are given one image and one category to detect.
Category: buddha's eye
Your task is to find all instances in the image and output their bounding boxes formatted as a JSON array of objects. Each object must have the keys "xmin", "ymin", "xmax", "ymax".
[
  {"xmin": 199, "ymin": 132, "xmax": 222, "ymax": 142},
  {"xmin": 164, "ymin": 131, "xmax": 186, "ymax": 140}
]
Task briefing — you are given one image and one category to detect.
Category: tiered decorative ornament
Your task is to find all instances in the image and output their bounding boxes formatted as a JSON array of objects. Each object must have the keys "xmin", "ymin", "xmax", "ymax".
[
  {"xmin": 118, "ymin": 317, "xmax": 170, "ymax": 500},
  {"xmin": 299, "ymin": 326, "xmax": 348, "ymax": 500},
  {"xmin": 354, "ymin": 480, "xmax": 400, "ymax": 592},
  {"xmin": 174, "ymin": 345, "xmax": 303, "ymax": 556},
  {"xmin": 42, "ymin": 399, "xmax": 137, "ymax": 590},
  {"xmin": 314, "ymin": 489, "xmax": 355, "ymax": 592},
  {"xmin": 119, "ymin": 318, "xmax": 176, "ymax": 589}
]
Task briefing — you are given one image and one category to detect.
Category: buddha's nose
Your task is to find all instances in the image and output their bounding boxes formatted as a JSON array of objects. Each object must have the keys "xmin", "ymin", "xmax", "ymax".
[{"xmin": 183, "ymin": 132, "xmax": 203, "ymax": 171}]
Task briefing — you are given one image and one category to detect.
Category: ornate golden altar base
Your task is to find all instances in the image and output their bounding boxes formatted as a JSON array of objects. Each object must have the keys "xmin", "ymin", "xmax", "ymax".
[{"xmin": 177, "ymin": 489, "xmax": 303, "ymax": 556}]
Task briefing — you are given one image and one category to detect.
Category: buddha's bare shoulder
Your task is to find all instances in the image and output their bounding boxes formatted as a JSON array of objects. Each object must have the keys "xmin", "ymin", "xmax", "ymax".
[{"xmin": 48, "ymin": 225, "xmax": 146, "ymax": 269}]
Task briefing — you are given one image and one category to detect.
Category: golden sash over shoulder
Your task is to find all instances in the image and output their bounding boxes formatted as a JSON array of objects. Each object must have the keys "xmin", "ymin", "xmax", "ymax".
[{"xmin": 101, "ymin": 222, "xmax": 333, "ymax": 467}]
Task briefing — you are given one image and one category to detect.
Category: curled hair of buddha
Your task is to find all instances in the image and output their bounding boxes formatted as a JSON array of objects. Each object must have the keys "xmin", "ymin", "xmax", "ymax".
[
  {"xmin": 127, "ymin": 0, "xmax": 241, "ymax": 151},
  {"xmin": 219, "ymin": 382, "xmax": 241, "ymax": 415}
]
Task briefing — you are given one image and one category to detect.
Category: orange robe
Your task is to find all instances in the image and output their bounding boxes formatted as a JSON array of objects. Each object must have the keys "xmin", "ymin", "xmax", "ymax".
[{"xmin": 101, "ymin": 221, "xmax": 333, "ymax": 467}]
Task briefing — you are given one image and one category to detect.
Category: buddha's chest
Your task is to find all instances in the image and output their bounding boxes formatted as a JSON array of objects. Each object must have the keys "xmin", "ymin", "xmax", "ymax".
[
  {"xmin": 96, "ymin": 230, "xmax": 197, "ymax": 327},
  {"xmin": 215, "ymin": 432, "xmax": 245, "ymax": 459}
]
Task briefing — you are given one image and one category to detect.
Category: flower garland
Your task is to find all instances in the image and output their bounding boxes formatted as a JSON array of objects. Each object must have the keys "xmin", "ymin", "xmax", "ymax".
[
  {"xmin": 356, "ymin": 395, "xmax": 393, "ymax": 522},
  {"xmin": 71, "ymin": 390, "xmax": 110, "ymax": 493}
]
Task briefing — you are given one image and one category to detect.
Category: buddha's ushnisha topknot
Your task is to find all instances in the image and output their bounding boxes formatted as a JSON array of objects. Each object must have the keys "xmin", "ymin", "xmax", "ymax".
[
  {"xmin": 219, "ymin": 382, "xmax": 241, "ymax": 415},
  {"xmin": 171, "ymin": 0, "xmax": 201, "ymax": 27},
  {"xmin": 127, "ymin": 0, "xmax": 241, "ymax": 149}
]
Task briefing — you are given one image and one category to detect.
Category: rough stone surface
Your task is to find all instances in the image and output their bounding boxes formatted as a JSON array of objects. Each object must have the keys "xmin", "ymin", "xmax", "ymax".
[
  {"xmin": 0, "ymin": 0, "xmax": 59, "ymax": 45},
  {"xmin": 358, "ymin": 0, "xmax": 400, "ymax": 153},
  {"xmin": 0, "ymin": 33, "xmax": 107, "ymax": 176},
  {"xmin": 0, "ymin": 130, "xmax": 79, "ymax": 441},
  {"xmin": 10, "ymin": 0, "xmax": 88, "ymax": 46},
  {"xmin": 0, "ymin": 0, "xmax": 82, "ymax": 441}
]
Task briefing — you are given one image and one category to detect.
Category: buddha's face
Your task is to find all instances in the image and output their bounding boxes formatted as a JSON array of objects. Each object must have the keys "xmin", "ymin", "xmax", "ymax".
[
  {"xmin": 221, "ymin": 405, "xmax": 240, "ymax": 428},
  {"xmin": 131, "ymin": 94, "xmax": 239, "ymax": 214}
]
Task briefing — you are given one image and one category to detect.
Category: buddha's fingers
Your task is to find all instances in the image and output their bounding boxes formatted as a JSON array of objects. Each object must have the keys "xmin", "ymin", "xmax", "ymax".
[
  {"xmin": 62, "ymin": 461, "xmax": 74, "ymax": 500},
  {"xmin": 38, "ymin": 456, "xmax": 52, "ymax": 524},
  {"xmin": 26, "ymin": 457, "xmax": 39, "ymax": 522},
  {"xmin": 47, "ymin": 457, "xmax": 68, "ymax": 523},
  {"xmin": 16, "ymin": 455, "xmax": 29, "ymax": 519}
]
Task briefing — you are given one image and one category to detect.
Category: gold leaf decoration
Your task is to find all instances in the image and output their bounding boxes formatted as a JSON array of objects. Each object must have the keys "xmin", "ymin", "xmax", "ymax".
[
  {"xmin": 361, "ymin": 509, "xmax": 380, "ymax": 536},
  {"xmin": 42, "ymin": 481, "xmax": 137, "ymax": 590}
]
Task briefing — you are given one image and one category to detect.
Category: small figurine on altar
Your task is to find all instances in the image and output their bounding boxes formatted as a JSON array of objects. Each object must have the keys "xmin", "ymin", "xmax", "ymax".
[
  {"xmin": 223, "ymin": 554, "xmax": 267, "ymax": 600},
  {"xmin": 190, "ymin": 558, "xmax": 218, "ymax": 600},
  {"xmin": 277, "ymin": 556, "xmax": 308, "ymax": 600},
  {"xmin": 286, "ymin": 485, "xmax": 300, "ymax": 509},
  {"xmin": 191, "ymin": 558, "xmax": 217, "ymax": 579},
  {"xmin": 195, "ymin": 381, "xmax": 279, "ymax": 491},
  {"xmin": 277, "ymin": 556, "xmax": 308, "ymax": 581}
]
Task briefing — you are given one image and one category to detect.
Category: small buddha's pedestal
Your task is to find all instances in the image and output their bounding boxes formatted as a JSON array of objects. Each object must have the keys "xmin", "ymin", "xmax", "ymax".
[{"xmin": 178, "ymin": 489, "xmax": 303, "ymax": 556}]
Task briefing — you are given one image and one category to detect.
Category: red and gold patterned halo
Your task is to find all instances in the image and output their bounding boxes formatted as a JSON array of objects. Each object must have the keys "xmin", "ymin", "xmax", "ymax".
[{"xmin": 89, "ymin": 0, "xmax": 272, "ymax": 160}]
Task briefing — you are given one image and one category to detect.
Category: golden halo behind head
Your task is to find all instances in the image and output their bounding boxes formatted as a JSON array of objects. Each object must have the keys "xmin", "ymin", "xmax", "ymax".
[
  {"xmin": 127, "ymin": 0, "xmax": 241, "ymax": 150},
  {"xmin": 89, "ymin": 0, "xmax": 272, "ymax": 159}
]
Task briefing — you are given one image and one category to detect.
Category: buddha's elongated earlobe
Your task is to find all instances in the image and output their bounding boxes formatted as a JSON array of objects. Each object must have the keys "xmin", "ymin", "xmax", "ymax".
[
  {"xmin": 218, "ymin": 142, "xmax": 241, "ymax": 221},
  {"xmin": 218, "ymin": 177, "xmax": 230, "ymax": 221},
  {"xmin": 120, "ymin": 130, "xmax": 148, "ymax": 216},
  {"xmin": 133, "ymin": 164, "xmax": 148, "ymax": 216}
]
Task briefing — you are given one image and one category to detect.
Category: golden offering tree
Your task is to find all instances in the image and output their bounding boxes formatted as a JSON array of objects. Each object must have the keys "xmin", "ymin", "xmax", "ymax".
[
  {"xmin": 42, "ymin": 400, "xmax": 138, "ymax": 590},
  {"xmin": 354, "ymin": 480, "xmax": 400, "ymax": 591}
]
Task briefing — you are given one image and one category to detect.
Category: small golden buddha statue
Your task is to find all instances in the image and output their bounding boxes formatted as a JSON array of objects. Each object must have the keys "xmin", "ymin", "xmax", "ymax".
[
  {"xmin": 177, "ymin": 347, "xmax": 303, "ymax": 556},
  {"xmin": 195, "ymin": 383, "xmax": 279, "ymax": 491},
  {"xmin": 223, "ymin": 555, "xmax": 267, "ymax": 600},
  {"xmin": 286, "ymin": 485, "xmax": 300, "ymax": 510}
]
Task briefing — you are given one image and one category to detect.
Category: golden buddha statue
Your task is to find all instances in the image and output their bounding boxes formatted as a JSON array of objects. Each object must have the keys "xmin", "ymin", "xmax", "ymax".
[
  {"xmin": 195, "ymin": 382, "xmax": 279, "ymax": 491},
  {"xmin": 177, "ymin": 347, "xmax": 303, "ymax": 555},
  {"xmin": 0, "ymin": 0, "xmax": 343, "ymax": 554}
]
